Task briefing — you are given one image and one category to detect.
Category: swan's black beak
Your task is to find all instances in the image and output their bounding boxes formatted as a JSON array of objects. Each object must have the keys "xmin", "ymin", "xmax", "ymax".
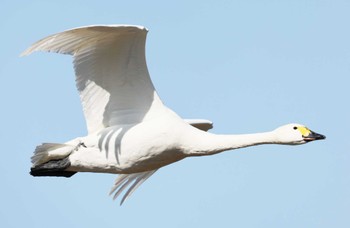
[{"xmin": 303, "ymin": 130, "xmax": 326, "ymax": 142}]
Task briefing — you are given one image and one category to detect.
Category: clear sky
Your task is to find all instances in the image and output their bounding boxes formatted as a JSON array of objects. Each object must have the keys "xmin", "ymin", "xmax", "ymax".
[{"xmin": 1, "ymin": 0, "xmax": 349, "ymax": 227}]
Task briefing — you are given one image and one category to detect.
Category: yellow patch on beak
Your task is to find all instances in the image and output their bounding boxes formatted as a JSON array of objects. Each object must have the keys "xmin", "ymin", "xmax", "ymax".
[{"xmin": 297, "ymin": 126, "xmax": 311, "ymax": 137}]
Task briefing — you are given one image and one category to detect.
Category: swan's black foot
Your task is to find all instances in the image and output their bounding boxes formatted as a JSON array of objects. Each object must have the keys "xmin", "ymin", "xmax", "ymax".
[{"xmin": 30, "ymin": 157, "xmax": 76, "ymax": 178}]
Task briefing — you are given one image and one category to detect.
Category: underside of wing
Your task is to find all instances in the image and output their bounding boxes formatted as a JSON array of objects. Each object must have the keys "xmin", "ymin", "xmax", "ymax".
[
  {"xmin": 110, "ymin": 170, "xmax": 157, "ymax": 205},
  {"xmin": 22, "ymin": 25, "xmax": 164, "ymax": 133}
]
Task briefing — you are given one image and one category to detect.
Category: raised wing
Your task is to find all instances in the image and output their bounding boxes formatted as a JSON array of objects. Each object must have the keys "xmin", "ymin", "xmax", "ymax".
[{"xmin": 22, "ymin": 25, "xmax": 164, "ymax": 133}]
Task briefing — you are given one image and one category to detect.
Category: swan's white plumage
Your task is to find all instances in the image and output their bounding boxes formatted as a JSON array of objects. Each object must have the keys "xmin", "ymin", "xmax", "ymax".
[
  {"xmin": 22, "ymin": 25, "xmax": 164, "ymax": 133},
  {"xmin": 22, "ymin": 25, "xmax": 215, "ymax": 204},
  {"xmin": 23, "ymin": 25, "xmax": 325, "ymax": 205}
]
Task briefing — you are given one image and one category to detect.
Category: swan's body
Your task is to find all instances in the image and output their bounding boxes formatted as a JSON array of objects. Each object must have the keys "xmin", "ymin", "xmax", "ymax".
[{"xmin": 22, "ymin": 25, "xmax": 325, "ymax": 204}]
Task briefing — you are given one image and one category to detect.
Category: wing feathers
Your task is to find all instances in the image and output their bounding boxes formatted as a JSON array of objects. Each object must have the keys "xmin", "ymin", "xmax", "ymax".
[
  {"xmin": 110, "ymin": 170, "xmax": 157, "ymax": 205},
  {"xmin": 22, "ymin": 25, "xmax": 164, "ymax": 133},
  {"xmin": 185, "ymin": 119, "xmax": 213, "ymax": 131},
  {"xmin": 21, "ymin": 25, "xmax": 147, "ymax": 56}
]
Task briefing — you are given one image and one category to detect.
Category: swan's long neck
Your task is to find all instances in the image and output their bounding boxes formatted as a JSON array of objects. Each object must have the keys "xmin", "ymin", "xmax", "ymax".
[{"xmin": 184, "ymin": 130, "xmax": 278, "ymax": 157}]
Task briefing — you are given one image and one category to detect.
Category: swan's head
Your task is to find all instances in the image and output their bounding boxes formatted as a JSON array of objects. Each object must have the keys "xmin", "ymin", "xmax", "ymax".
[{"xmin": 273, "ymin": 123, "xmax": 326, "ymax": 145}]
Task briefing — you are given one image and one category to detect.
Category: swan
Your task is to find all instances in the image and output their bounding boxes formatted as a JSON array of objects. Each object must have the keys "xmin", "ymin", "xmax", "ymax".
[{"xmin": 22, "ymin": 25, "xmax": 325, "ymax": 205}]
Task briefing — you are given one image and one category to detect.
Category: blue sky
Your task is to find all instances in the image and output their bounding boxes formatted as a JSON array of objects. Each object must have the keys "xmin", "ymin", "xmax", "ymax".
[{"xmin": 1, "ymin": 0, "xmax": 349, "ymax": 227}]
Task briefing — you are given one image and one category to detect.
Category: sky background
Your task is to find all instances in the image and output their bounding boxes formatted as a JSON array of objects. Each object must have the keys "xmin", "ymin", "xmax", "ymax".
[{"xmin": 1, "ymin": 0, "xmax": 349, "ymax": 227}]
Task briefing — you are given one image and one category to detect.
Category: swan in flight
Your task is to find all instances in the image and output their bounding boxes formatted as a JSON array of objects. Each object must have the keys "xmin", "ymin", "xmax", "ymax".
[{"xmin": 22, "ymin": 25, "xmax": 325, "ymax": 205}]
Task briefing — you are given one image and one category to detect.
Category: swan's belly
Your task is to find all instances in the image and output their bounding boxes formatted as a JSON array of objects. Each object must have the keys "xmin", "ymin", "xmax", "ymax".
[
  {"xmin": 67, "ymin": 120, "xmax": 188, "ymax": 174},
  {"xmin": 67, "ymin": 146, "xmax": 185, "ymax": 174},
  {"xmin": 118, "ymin": 148, "xmax": 186, "ymax": 173}
]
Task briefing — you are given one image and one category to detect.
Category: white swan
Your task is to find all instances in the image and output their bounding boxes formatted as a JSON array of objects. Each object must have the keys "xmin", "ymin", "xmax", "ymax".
[{"xmin": 22, "ymin": 25, "xmax": 325, "ymax": 205}]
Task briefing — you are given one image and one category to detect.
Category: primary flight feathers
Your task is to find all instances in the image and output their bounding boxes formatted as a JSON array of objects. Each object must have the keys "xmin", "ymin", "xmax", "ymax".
[{"xmin": 22, "ymin": 25, "xmax": 162, "ymax": 133}]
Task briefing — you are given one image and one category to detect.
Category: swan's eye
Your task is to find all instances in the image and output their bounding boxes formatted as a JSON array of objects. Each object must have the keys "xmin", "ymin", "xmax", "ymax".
[{"xmin": 293, "ymin": 126, "xmax": 298, "ymax": 130}]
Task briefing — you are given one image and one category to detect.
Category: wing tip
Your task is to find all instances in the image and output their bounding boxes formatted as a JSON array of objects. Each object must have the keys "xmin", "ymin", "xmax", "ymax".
[
  {"xmin": 185, "ymin": 119, "xmax": 214, "ymax": 131},
  {"xmin": 20, "ymin": 48, "xmax": 33, "ymax": 57},
  {"xmin": 20, "ymin": 24, "xmax": 148, "ymax": 57},
  {"xmin": 110, "ymin": 170, "xmax": 157, "ymax": 205}
]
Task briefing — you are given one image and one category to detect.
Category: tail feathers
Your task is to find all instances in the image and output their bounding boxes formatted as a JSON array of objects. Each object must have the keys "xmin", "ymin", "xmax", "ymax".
[
  {"xmin": 31, "ymin": 143, "xmax": 76, "ymax": 167},
  {"xmin": 109, "ymin": 170, "xmax": 157, "ymax": 205}
]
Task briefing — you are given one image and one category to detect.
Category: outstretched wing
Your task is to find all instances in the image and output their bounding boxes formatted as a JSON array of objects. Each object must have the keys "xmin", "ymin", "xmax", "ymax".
[{"xmin": 22, "ymin": 25, "xmax": 164, "ymax": 133}]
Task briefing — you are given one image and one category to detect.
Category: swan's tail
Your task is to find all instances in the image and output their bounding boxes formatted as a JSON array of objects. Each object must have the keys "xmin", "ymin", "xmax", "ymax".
[
  {"xmin": 31, "ymin": 143, "xmax": 76, "ymax": 166},
  {"xmin": 109, "ymin": 170, "xmax": 157, "ymax": 205}
]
